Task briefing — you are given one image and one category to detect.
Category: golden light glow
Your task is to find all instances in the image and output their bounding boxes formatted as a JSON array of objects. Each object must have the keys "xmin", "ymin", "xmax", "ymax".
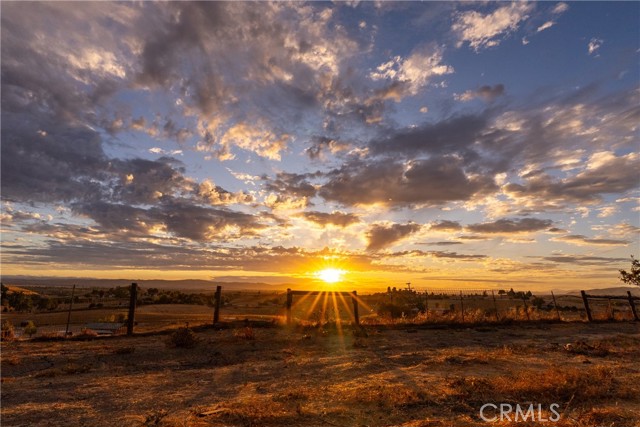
[{"xmin": 316, "ymin": 268, "xmax": 344, "ymax": 284}]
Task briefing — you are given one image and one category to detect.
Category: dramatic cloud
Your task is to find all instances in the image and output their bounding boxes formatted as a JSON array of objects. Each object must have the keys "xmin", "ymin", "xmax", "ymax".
[
  {"xmin": 319, "ymin": 157, "xmax": 497, "ymax": 207},
  {"xmin": 1, "ymin": 2, "xmax": 637, "ymax": 289},
  {"xmin": 452, "ymin": 3, "xmax": 533, "ymax": 51},
  {"xmin": 503, "ymin": 152, "xmax": 640, "ymax": 206},
  {"xmin": 366, "ymin": 222, "xmax": 422, "ymax": 251},
  {"xmin": 466, "ymin": 218, "xmax": 553, "ymax": 234},
  {"xmin": 299, "ymin": 211, "xmax": 360, "ymax": 227}
]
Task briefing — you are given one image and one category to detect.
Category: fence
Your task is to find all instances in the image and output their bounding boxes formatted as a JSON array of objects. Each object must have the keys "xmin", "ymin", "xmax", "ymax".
[
  {"xmin": 580, "ymin": 290, "xmax": 639, "ymax": 322},
  {"xmin": 2, "ymin": 284, "xmax": 639, "ymax": 339}
]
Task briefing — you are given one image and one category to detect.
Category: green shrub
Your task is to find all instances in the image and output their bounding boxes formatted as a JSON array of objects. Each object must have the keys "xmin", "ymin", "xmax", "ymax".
[{"xmin": 24, "ymin": 320, "xmax": 37, "ymax": 338}]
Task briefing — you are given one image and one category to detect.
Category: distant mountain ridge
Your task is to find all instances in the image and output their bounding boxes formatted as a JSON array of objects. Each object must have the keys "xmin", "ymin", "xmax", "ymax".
[
  {"xmin": 567, "ymin": 286, "xmax": 640, "ymax": 297},
  {"xmin": 0, "ymin": 276, "xmax": 289, "ymax": 291}
]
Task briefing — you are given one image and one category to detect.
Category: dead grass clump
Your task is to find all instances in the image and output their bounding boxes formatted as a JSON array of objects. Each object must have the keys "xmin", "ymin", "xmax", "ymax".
[
  {"xmin": 345, "ymin": 384, "xmax": 433, "ymax": 410},
  {"xmin": 113, "ymin": 346, "xmax": 135, "ymax": 355},
  {"xmin": 449, "ymin": 366, "xmax": 623, "ymax": 406},
  {"xmin": 32, "ymin": 332, "xmax": 65, "ymax": 341},
  {"xmin": 139, "ymin": 409, "xmax": 168, "ymax": 427},
  {"xmin": 574, "ymin": 407, "xmax": 637, "ymax": 427},
  {"xmin": 563, "ymin": 340, "xmax": 610, "ymax": 357},
  {"xmin": 1, "ymin": 319, "xmax": 15, "ymax": 341},
  {"xmin": 166, "ymin": 327, "xmax": 199, "ymax": 348},
  {"xmin": 233, "ymin": 326, "xmax": 255, "ymax": 340},
  {"xmin": 2, "ymin": 355, "xmax": 21, "ymax": 366},
  {"xmin": 272, "ymin": 390, "xmax": 309, "ymax": 402},
  {"xmin": 35, "ymin": 363, "xmax": 91, "ymax": 378},
  {"xmin": 76, "ymin": 329, "xmax": 99, "ymax": 340}
]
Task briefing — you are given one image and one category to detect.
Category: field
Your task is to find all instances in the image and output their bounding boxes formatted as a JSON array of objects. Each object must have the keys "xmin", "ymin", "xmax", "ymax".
[{"xmin": 2, "ymin": 321, "xmax": 639, "ymax": 427}]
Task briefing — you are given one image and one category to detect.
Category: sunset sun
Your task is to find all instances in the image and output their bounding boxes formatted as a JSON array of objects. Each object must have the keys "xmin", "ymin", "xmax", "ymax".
[{"xmin": 317, "ymin": 268, "xmax": 344, "ymax": 284}]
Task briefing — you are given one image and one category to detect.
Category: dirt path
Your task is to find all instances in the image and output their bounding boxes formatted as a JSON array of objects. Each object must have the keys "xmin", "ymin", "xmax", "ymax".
[{"xmin": 2, "ymin": 322, "xmax": 639, "ymax": 426}]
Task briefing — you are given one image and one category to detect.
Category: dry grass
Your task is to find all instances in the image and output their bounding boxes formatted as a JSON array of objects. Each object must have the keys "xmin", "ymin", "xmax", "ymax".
[{"xmin": 1, "ymin": 321, "xmax": 638, "ymax": 426}]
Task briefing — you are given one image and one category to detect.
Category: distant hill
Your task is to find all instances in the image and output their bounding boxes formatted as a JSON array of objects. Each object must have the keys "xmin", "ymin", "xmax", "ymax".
[
  {"xmin": 0, "ymin": 276, "xmax": 291, "ymax": 291},
  {"xmin": 567, "ymin": 286, "xmax": 640, "ymax": 297},
  {"xmin": 0, "ymin": 276, "xmax": 377, "ymax": 293}
]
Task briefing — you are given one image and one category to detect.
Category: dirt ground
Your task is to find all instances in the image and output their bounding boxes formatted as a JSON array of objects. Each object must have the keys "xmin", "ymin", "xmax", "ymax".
[{"xmin": 2, "ymin": 321, "xmax": 639, "ymax": 427}]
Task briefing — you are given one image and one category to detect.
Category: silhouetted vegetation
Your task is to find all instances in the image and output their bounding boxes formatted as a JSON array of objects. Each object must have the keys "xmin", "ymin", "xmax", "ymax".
[{"xmin": 619, "ymin": 256, "xmax": 640, "ymax": 287}]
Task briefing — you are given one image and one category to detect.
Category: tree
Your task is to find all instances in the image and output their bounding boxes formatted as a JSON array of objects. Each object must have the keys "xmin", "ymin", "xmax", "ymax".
[
  {"xmin": 24, "ymin": 321, "xmax": 37, "ymax": 338},
  {"xmin": 619, "ymin": 256, "xmax": 640, "ymax": 287}
]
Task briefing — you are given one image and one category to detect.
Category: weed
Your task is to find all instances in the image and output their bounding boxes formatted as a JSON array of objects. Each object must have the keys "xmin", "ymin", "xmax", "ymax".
[{"xmin": 166, "ymin": 327, "xmax": 199, "ymax": 348}]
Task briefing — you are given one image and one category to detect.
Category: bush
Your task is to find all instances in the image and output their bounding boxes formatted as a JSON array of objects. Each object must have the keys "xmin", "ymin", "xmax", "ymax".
[
  {"xmin": 1, "ymin": 319, "xmax": 15, "ymax": 341},
  {"xmin": 233, "ymin": 326, "xmax": 255, "ymax": 340},
  {"xmin": 166, "ymin": 327, "xmax": 199, "ymax": 348},
  {"xmin": 24, "ymin": 320, "xmax": 37, "ymax": 338},
  {"xmin": 75, "ymin": 328, "xmax": 99, "ymax": 340}
]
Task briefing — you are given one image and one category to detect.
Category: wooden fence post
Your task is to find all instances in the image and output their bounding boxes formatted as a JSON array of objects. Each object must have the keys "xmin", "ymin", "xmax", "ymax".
[
  {"xmin": 65, "ymin": 285, "xmax": 76, "ymax": 337},
  {"xmin": 425, "ymin": 290, "xmax": 429, "ymax": 318},
  {"xmin": 286, "ymin": 288, "xmax": 292, "ymax": 325},
  {"xmin": 459, "ymin": 291, "xmax": 465, "ymax": 322},
  {"xmin": 351, "ymin": 291, "xmax": 360, "ymax": 326},
  {"xmin": 491, "ymin": 290, "xmax": 499, "ymax": 321},
  {"xmin": 628, "ymin": 291, "xmax": 639, "ymax": 321},
  {"xmin": 213, "ymin": 285, "xmax": 221, "ymax": 324},
  {"xmin": 522, "ymin": 295, "xmax": 530, "ymax": 321},
  {"xmin": 551, "ymin": 291, "xmax": 561, "ymax": 321},
  {"xmin": 581, "ymin": 290, "xmax": 593, "ymax": 322},
  {"xmin": 127, "ymin": 283, "xmax": 137, "ymax": 335}
]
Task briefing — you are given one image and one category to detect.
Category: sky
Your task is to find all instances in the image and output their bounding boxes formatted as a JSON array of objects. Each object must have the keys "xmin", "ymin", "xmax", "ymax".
[{"xmin": 1, "ymin": 1, "xmax": 639, "ymax": 291}]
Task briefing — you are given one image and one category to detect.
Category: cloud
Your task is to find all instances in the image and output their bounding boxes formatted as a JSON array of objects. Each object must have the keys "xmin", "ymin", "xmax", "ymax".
[
  {"xmin": 366, "ymin": 222, "xmax": 422, "ymax": 251},
  {"xmin": 452, "ymin": 3, "xmax": 533, "ymax": 51},
  {"xmin": 305, "ymin": 136, "xmax": 350, "ymax": 160},
  {"xmin": 149, "ymin": 147, "xmax": 183, "ymax": 156},
  {"xmin": 197, "ymin": 180, "xmax": 255, "ymax": 206},
  {"xmin": 536, "ymin": 21, "xmax": 555, "ymax": 33},
  {"xmin": 588, "ymin": 38, "xmax": 603, "ymax": 56},
  {"xmin": 551, "ymin": 234, "xmax": 631, "ymax": 247},
  {"xmin": 429, "ymin": 220, "xmax": 463, "ymax": 231},
  {"xmin": 370, "ymin": 43, "xmax": 453, "ymax": 96},
  {"xmin": 420, "ymin": 241, "xmax": 464, "ymax": 246},
  {"xmin": 551, "ymin": 3, "xmax": 569, "ymax": 15},
  {"xmin": 319, "ymin": 156, "xmax": 497, "ymax": 207},
  {"xmin": 1, "ymin": 112, "xmax": 108, "ymax": 204},
  {"xmin": 540, "ymin": 255, "xmax": 629, "ymax": 266},
  {"xmin": 466, "ymin": 218, "xmax": 553, "ymax": 234},
  {"xmin": 455, "ymin": 84, "xmax": 505, "ymax": 102},
  {"xmin": 504, "ymin": 152, "xmax": 640, "ymax": 206},
  {"xmin": 299, "ymin": 211, "xmax": 360, "ymax": 227}
]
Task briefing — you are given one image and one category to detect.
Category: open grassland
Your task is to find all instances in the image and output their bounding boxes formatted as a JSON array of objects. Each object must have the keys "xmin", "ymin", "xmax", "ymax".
[{"xmin": 2, "ymin": 321, "xmax": 639, "ymax": 427}]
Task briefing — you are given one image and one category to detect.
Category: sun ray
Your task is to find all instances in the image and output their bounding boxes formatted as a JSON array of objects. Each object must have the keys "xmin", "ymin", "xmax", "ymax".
[{"xmin": 305, "ymin": 291, "xmax": 324, "ymax": 321}]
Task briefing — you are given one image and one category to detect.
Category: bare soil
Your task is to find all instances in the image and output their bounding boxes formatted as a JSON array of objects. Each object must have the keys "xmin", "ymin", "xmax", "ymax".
[{"xmin": 2, "ymin": 321, "xmax": 639, "ymax": 427}]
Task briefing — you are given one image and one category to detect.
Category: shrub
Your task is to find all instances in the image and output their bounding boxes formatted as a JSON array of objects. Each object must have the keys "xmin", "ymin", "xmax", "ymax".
[
  {"xmin": 166, "ymin": 327, "xmax": 199, "ymax": 348},
  {"xmin": 24, "ymin": 320, "xmax": 37, "ymax": 338},
  {"xmin": 1, "ymin": 320, "xmax": 15, "ymax": 341},
  {"xmin": 77, "ymin": 328, "xmax": 99, "ymax": 340},
  {"xmin": 233, "ymin": 326, "xmax": 255, "ymax": 340}
]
